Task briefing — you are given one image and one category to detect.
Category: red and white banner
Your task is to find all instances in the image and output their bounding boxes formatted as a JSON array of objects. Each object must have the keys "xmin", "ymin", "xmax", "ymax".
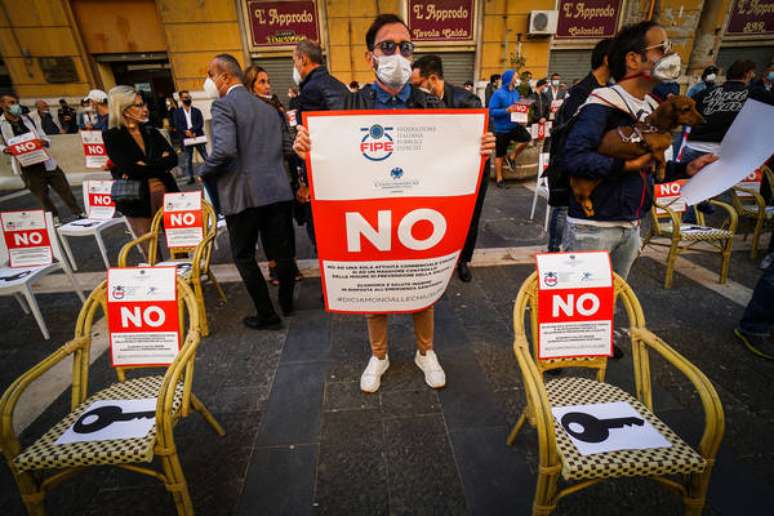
[
  {"xmin": 510, "ymin": 104, "xmax": 529, "ymax": 124},
  {"xmin": 536, "ymin": 251, "xmax": 614, "ymax": 359},
  {"xmin": 549, "ymin": 100, "xmax": 564, "ymax": 121},
  {"xmin": 6, "ymin": 132, "xmax": 49, "ymax": 167},
  {"xmin": 735, "ymin": 168, "xmax": 762, "ymax": 198},
  {"xmin": 80, "ymin": 130, "xmax": 108, "ymax": 169},
  {"xmin": 304, "ymin": 110, "xmax": 487, "ymax": 313},
  {"xmin": 654, "ymin": 179, "xmax": 687, "ymax": 214},
  {"xmin": 1, "ymin": 210, "xmax": 52, "ymax": 268},
  {"xmin": 530, "ymin": 121, "xmax": 552, "ymax": 140},
  {"xmin": 539, "ymin": 153, "xmax": 550, "ymax": 175},
  {"xmin": 107, "ymin": 267, "xmax": 180, "ymax": 367},
  {"xmin": 163, "ymin": 192, "xmax": 203, "ymax": 249},
  {"xmin": 84, "ymin": 180, "xmax": 115, "ymax": 220}
]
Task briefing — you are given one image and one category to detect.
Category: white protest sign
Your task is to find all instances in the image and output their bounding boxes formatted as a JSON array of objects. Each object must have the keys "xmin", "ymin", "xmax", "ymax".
[
  {"xmin": 107, "ymin": 267, "xmax": 180, "ymax": 367},
  {"xmin": 7, "ymin": 132, "xmax": 49, "ymax": 167},
  {"xmin": 85, "ymin": 180, "xmax": 116, "ymax": 219},
  {"xmin": 510, "ymin": 104, "xmax": 529, "ymax": 124},
  {"xmin": 549, "ymin": 99, "xmax": 563, "ymax": 121},
  {"xmin": 183, "ymin": 135, "xmax": 208, "ymax": 147},
  {"xmin": 530, "ymin": 121, "xmax": 552, "ymax": 140},
  {"xmin": 306, "ymin": 110, "xmax": 487, "ymax": 313},
  {"xmin": 80, "ymin": 130, "xmax": 108, "ymax": 169},
  {"xmin": 1, "ymin": 210, "xmax": 52, "ymax": 268},
  {"xmin": 163, "ymin": 192, "xmax": 203, "ymax": 248},
  {"xmin": 536, "ymin": 251, "xmax": 614, "ymax": 359},
  {"xmin": 653, "ymin": 179, "xmax": 687, "ymax": 214},
  {"xmin": 55, "ymin": 398, "xmax": 157, "ymax": 445},
  {"xmin": 552, "ymin": 402, "xmax": 672, "ymax": 456},
  {"xmin": 735, "ymin": 168, "xmax": 762, "ymax": 198},
  {"xmin": 681, "ymin": 100, "xmax": 774, "ymax": 205}
]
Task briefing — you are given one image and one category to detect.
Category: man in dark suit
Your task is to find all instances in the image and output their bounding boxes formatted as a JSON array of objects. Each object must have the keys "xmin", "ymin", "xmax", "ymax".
[
  {"xmin": 172, "ymin": 90, "xmax": 207, "ymax": 185},
  {"xmin": 199, "ymin": 54, "xmax": 296, "ymax": 330},
  {"xmin": 543, "ymin": 72, "xmax": 567, "ymax": 105}
]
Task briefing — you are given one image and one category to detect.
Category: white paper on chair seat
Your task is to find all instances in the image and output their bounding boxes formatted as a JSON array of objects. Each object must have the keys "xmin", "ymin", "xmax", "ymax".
[
  {"xmin": 183, "ymin": 135, "xmax": 208, "ymax": 146},
  {"xmin": 552, "ymin": 401, "xmax": 672, "ymax": 456},
  {"xmin": 55, "ymin": 398, "xmax": 157, "ymax": 444}
]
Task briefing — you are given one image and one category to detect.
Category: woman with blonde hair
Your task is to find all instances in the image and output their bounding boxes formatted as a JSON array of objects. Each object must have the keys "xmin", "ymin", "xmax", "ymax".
[{"xmin": 103, "ymin": 85, "xmax": 179, "ymax": 247}]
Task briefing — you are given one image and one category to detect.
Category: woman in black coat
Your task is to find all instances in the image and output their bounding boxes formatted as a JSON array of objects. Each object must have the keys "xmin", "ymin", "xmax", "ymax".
[{"xmin": 103, "ymin": 85, "xmax": 179, "ymax": 244}]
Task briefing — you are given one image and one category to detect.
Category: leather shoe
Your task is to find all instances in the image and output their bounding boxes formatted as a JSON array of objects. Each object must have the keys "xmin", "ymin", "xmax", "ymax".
[
  {"xmin": 243, "ymin": 315, "xmax": 283, "ymax": 330},
  {"xmin": 457, "ymin": 262, "xmax": 472, "ymax": 282}
]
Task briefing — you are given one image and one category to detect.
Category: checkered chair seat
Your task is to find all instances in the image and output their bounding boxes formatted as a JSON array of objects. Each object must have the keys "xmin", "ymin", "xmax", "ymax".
[
  {"xmin": 14, "ymin": 376, "xmax": 183, "ymax": 472},
  {"xmin": 658, "ymin": 223, "xmax": 733, "ymax": 241},
  {"xmin": 546, "ymin": 377, "xmax": 706, "ymax": 481},
  {"xmin": 736, "ymin": 203, "xmax": 774, "ymax": 218}
]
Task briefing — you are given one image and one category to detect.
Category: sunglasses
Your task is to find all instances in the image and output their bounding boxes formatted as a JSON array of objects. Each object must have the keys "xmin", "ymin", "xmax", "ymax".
[
  {"xmin": 375, "ymin": 40, "xmax": 415, "ymax": 58},
  {"xmin": 124, "ymin": 101, "xmax": 146, "ymax": 112},
  {"xmin": 644, "ymin": 40, "xmax": 672, "ymax": 54}
]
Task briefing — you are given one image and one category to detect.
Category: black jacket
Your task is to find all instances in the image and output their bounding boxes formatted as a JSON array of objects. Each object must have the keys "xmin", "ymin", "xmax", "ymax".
[
  {"xmin": 104, "ymin": 125, "xmax": 179, "ymax": 218},
  {"xmin": 330, "ymin": 83, "xmax": 444, "ymax": 110},
  {"xmin": 442, "ymin": 82, "xmax": 481, "ymax": 109},
  {"xmin": 556, "ymin": 72, "xmax": 607, "ymax": 126},
  {"xmin": 298, "ymin": 66, "xmax": 349, "ymax": 117},
  {"xmin": 688, "ymin": 80, "xmax": 772, "ymax": 144}
]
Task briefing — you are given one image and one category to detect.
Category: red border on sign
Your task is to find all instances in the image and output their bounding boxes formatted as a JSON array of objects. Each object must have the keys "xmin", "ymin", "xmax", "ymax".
[
  {"xmin": 302, "ymin": 108, "xmax": 489, "ymax": 314},
  {"xmin": 107, "ymin": 266, "xmax": 181, "ymax": 368},
  {"xmin": 534, "ymin": 250, "xmax": 615, "ymax": 360}
]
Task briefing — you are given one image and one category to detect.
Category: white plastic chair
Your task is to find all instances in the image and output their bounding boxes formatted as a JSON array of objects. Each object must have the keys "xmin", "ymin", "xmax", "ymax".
[
  {"xmin": 0, "ymin": 211, "xmax": 85, "ymax": 339},
  {"xmin": 57, "ymin": 177, "xmax": 132, "ymax": 270},
  {"xmin": 530, "ymin": 152, "xmax": 551, "ymax": 232},
  {"xmin": 202, "ymin": 185, "xmax": 226, "ymax": 250}
]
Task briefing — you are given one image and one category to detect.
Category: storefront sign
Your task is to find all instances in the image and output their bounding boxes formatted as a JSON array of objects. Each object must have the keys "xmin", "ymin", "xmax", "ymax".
[
  {"xmin": 80, "ymin": 130, "xmax": 108, "ymax": 169},
  {"xmin": 247, "ymin": 0, "xmax": 319, "ymax": 48},
  {"xmin": 726, "ymin": 0, "xmax": 774, "ymax": 36},
  {"xmin": 1, "ymin": 210, "xmax": 52, "ymax": 268},
  {"xmin": 6, "ymin": 132, "xmax": 49, "ymax": 167},
  {"xmin": 163, "ymin": 192, "xmax": 203, "ymax": 249},
  {"xmin": 556, "ymin": 0, "xmax": 623, "ymax": 39},
  {"xmin": 407, "ymin": 0, "xmax": 475, "ymax": 42},
  {"xmin": 535, "ymin": 251, "xmax": 614, "ymax": 359},
  {"xmin": 305, "ymin": 110, "xmax": 487, "ymax": 313},
  {"xmin": 107, "ymin": 267, "xmax": 180, "ymax": 367},
  {"xmin": 85, "ymin": 180, "xmax": 116, "ymax": 220}
]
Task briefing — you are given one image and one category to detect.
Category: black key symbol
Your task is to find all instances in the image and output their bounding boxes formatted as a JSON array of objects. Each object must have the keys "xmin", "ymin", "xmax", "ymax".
[
  {"xmin": 73, "ymin": 405, "xmax": 156, "ymax": 434},
  {"xmin": 560, "ymin": 412, "xmax": 644, "ymax": 443}
]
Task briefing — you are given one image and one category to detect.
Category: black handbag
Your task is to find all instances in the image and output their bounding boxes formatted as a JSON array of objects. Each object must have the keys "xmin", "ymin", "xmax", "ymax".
[{"xmin": 110, "ymin": 179, "xmax": 143, "ymax": 203}]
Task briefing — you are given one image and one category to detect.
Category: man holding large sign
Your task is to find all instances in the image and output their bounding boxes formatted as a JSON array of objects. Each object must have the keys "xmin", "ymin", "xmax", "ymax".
[{"xmin": 294, "ymin": 14, "xmax": 495, "ymax": 393}]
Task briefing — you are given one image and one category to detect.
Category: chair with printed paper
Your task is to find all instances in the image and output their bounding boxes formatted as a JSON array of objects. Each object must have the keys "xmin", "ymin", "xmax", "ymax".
[
  {"xmin": 530, "ymin": 152, "xmax": 551, "ymax": 232},
  {"xmin": 506, "ymin": 251, "xmax": 724, "ymax": 515},
  {"xmin": 642, "ymin": 179, "xmax": 737, "ymax": 288},
  {"xmin": 0, "ymin": 268, "xmax": 225, "ymax": 515},
  {"xmin": 57, "ymin": 179, "xmax": 130, "ymax": 270},
  {"xmin": 0, "ymin": 210, "xmax": 85, "ymax": 339},
  {"xmin": 729, "ymin": 165, "xmax": 774, "ymax": 259},
  {"xmin": 118, "ymin": 191, "xmax": 226, "ymax": 336}
]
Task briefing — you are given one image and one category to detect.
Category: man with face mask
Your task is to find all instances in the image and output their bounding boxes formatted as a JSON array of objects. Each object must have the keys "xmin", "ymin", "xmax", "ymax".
[
  {"xmin": 85, "ymin": 89, "xmax": 109, "ymax": 131},
  {"xmin": 28, "ymin": 100, "xmax": 62, "ymax": 135},
  {"xmin": 0, "ymin": 94, "xmax": 83, "ymax": 221},
  {"xmin": 562, "ymin": 22, "xmax": 718, "ymax": 285},
  {"xmin": 489, "ymin": 68, "xmax": 532, "ymax": 188},
  {"xmin": 172, "ymin": 90, "xmax": 208, "ymax": 186},
  {"xmin": 294, "ymin": 14, "xmax": 496, "ymax": 393},
  {"xmin": 199, "ymin": 54, "xmax": 296, "ymax": 330},
  {"xmin": 544, "ymin": 73, "xmax": 566, "ymax": 104},
  {"xmin": 687, "ymin": 65, "xmax": 718, "ymax": 99}
]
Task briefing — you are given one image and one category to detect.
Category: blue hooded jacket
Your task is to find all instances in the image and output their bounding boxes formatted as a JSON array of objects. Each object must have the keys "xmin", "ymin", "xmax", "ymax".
[{"xmin": 488, "ymin": 69, "xmax": 522, "ymax": 133}]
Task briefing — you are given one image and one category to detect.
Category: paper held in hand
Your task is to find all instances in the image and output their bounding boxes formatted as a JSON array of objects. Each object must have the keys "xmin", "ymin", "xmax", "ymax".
[
  {"xmin": 510, "ymin": 104, "xmax": 529, "ymax": 124},
  {"xmin": 183, "ymin": 135, "xmax": 208, "ymax": 147},
  {"xmin": 163, "ymin": 192, "xmax": 203, "ymax": 248},
  {"xmin": 107, "ymin": 267, "xmax": 180, "ymax": 367},
  {"xmin": 535, "ymin": 251, "xmax": 614, "ymax": 360},
  {"xmin": 1, "ymin": 210, "xmax": 52, "ymax": 268},
  {"xmin": 549, "ymin": 99, "xmax": 563, "ymax": 121},
  {"xmin": 6, "ymin": 132, "xmax": 49, "ymax": 167},
  {"xmin": 680, "ymin": 99, "xmax": 774, "ymax": 206},
  {"xmin": 80, "ymin": 130, "xmax": 108, "ymax": 169}
]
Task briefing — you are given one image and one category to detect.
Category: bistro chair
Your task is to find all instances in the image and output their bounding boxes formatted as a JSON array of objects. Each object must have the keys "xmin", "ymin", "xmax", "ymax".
[
  {"xmin": 117, "ymin": 199, "xmax": 226, "ymax": 336},
  {"xmin": 506, "ymin": 272, "xmax": 724, "ymax": 515},
  {"xmin": 729, "ymin": 165, "xmax": 774, "ymax": 260},
  {"xmin": 0, "ymin": 278, "xmax": 225, "ymax": 515}
]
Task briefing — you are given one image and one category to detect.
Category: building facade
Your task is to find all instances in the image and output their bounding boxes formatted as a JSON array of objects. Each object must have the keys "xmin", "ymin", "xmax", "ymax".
[{"xmin": 0, "ymin": 0, "xmax": 771, "ymax": 107}]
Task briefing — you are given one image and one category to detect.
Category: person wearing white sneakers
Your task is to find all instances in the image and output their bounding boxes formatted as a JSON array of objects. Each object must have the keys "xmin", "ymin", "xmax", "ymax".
[{"xmin": 293, "ymin": 14, "xmax": 495, "ymax": 393}]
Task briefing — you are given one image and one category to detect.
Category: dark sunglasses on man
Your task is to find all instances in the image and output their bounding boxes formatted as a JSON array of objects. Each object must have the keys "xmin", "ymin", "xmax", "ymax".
[{"xmin": 375, "ymin": 40, "xmax": 415, "ymax": 58}]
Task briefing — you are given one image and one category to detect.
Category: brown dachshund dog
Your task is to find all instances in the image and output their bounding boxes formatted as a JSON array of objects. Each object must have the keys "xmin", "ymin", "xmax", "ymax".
[{"xmin": 570, "ymin": 95, "xmax": 705, "ymax": 217}]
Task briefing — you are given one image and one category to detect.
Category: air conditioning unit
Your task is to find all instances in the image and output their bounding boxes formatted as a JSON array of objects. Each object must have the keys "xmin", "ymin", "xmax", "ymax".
[{"xmin": 528, "ymin": 10, "xmax": 558, "ymax": 36}]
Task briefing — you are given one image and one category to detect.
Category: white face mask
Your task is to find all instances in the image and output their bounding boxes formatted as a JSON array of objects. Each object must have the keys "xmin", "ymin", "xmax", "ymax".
[
  {"xmin": 203, "ymin": 77, "xmax": 220, "ymax": 98},
  {"xmin": 652, "ymin": 53, "xmax": 682, "ymax": 81},
  {"xmin": 705, "ymin": 73, "xmax": 716, "ymax": 83},
  {"xmin": 551, "ymin": 80, "xmax": 560, "ymax": 87},
  {"xmin": 374, "ymin": 54, "xmax": 412, "ymax": 89},
  {"xmin": 293, "ymin": 66, "xmax": 302, "ymax": 86}
]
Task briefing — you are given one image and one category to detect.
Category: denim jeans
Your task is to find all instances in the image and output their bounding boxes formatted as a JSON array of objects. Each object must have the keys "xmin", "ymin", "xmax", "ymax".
[
  {"xmin": 563, "ymin": 220, "xmax": 641, "ymax": 280},
  {"xmin": 183, "ymin": 143, "xmax": 208, "ymax": 179},
  {"xmin": 548, "ymin": 206, "xmax": 567, "ymax": 252},
  {"xmin": 740, "ymin": 261, "xmax": 774, "ymax": 336}
]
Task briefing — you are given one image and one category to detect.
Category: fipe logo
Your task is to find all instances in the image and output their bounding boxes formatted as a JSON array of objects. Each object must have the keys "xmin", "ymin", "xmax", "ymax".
[{"xmin": 360, "ymin": 124, "xmax": 394, "ymax": 161}]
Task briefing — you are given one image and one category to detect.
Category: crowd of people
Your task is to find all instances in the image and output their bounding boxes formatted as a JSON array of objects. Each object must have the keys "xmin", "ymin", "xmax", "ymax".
[{"xmin": 1, "ymin": 13, "xmax": 773, "ymax": 386}]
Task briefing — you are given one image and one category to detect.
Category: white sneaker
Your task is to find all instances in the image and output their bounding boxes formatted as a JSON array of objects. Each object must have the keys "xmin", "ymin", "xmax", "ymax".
[
  {"xmin": 415, "ymin": 350, "xmax": 446, "ymax": 389},
  {"xmin": 360, "ymin": 355, "xmax": 390, "ymax": 393}
]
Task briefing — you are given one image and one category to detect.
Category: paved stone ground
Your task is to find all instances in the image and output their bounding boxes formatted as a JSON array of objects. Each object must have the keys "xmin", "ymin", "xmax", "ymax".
[{"xmin": 0, "ymin": 178, "xmax": 772, "ymax": 515}]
